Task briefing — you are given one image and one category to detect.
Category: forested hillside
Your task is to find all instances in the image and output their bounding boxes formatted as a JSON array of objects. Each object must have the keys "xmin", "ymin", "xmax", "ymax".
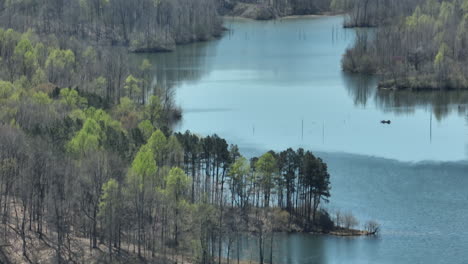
[
  {"xmin": 0, "ymin": 75, "xmax": 337, "ymax": 264},
  {"xmin": 0, "ymin": 29, "xmax": 342, "ymax": 264},
  {"xmin": 331, "ymin": 0, "xmax": 426, "ymax": 27},
  {"xmin": 219, "ymin": 0, "xmax": 332, "ymax": 20},
  {"xmin": 341, "ymin": 0, "xmax": 468, "ymax": 90},
  {"xmin": 0, "ymin": 0, "xmax": 222, "ymax": 52}
]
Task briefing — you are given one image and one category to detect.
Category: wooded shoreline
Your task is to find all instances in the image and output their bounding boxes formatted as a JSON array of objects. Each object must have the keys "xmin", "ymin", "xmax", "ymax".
[{"xmin": 340, "ymin": 0, "xmax": 468, "ymax": 91}]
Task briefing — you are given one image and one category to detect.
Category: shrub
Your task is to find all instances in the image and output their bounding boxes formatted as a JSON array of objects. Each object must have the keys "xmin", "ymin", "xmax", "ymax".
[{"xmin": 318, "ymin": 209, "xmax": 334, "ymax": 232}]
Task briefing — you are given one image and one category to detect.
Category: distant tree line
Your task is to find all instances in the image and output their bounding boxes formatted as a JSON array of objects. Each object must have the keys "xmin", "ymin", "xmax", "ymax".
[
  {"xmin": 331, "ymin": 0, "xmax": 426, "ymax": 27},
  {"xmin": 0, "ymin": 0, "xmax": 223, "ymax": 52},
  {"xmin": 218, "ymin": 0, "xmax": 333, "ymax": 19},
  {"xmin": 0, "ymin": 27, "xmax": 181, "ymax": 125},
  {"xmin": 341, "ymin": 0, "xmax": 468, "ymax": 90}
]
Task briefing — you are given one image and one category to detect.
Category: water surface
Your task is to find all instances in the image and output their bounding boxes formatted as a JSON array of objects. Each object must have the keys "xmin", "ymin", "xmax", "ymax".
[{"xmin": 140, "ymin": 16, "xmax": 468, "ymax": 162}]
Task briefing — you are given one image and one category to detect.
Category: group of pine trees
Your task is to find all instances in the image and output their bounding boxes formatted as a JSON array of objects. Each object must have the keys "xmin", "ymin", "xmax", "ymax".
[{"xmin": 339, "ymin": 0, "xmax": 468, "ymax": 90}]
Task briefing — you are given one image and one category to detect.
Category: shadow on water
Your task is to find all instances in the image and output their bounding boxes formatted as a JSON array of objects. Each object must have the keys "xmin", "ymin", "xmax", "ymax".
[{"xmin": 131, "ymin": 39, "xmax": 219, "ymax": 95}]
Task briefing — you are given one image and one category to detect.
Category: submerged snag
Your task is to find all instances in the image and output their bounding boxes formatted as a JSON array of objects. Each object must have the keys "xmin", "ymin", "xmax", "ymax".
[{"xmin": 364, "ymin": 220, "xmax": 380, "ymax": 235}]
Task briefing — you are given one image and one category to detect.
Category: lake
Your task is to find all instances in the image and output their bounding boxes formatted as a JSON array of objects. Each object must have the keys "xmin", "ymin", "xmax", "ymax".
[{"xmin": 138, "ymin": 16, "xmax": 468, "ymax": 264}]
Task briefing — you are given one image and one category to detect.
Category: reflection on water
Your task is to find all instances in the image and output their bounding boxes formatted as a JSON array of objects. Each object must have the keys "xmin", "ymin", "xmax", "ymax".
[
  {"xmin": 132, "ymin": 39, "xmax": 216, "ymax": 99},
  {"xmin": 343, "ymin": 72, "xmax": 468, "ymax": 120},
  {"xmin": 223, "ymin": 233, "xmax": 383, "ymax": 264},
  {"xmin": 342, "ymin": 73, "xmax": 377, "ymax": 108},
  {"xmin": 375, "ymin": 89, "xmax": 468, "ymax": 120}
]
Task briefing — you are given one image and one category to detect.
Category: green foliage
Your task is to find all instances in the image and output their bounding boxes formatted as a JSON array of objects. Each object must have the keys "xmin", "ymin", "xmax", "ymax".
[
  {"xmin": 59, "ymin": 88, "xmax": 88, "ymax": 108},
  {"xmin": 13, "ymin": 75, "xmax": 30, "ymax": 90},
  {"xmin": 124, "ymin": 74, "xmax": 142, "ymax": 99},
  {"xmin": 434, "ymin": 43, "xmax": 450, "ymax": 67},
  {"xmin": 139, "ymin": 59, "xmax": 152, "ymax": 71},
  {"xmin": 99, "ymin": 178, "xmax": 120, "ymax": 219},
  {"xmin": 90, "ymin": 76, "xmax": 107, "ymax": 96},
  {"xmin": 32, "ymin": 91, "xmax": 52, "ymax": 105},
  {"xmin": 68, "ymin": 109, "xmax": 86, "ymax": 122},
  {"xmin": 231, "ymin": 157, "xmax": 250, "ymax": 178},
  {"xmin": 228, "ymin": 156, "xmax": 251, "ymax": 206},
  {"xmin": 438, "ymin": 1, "xmax": 454, "ymax": 24},
  {"xmin": 83, "ymin": 46, "xmax": 97, "ymax": 63},
  {"xmin": 0, "ymin": 80, "xmax": 15, "ymax": 100},
  {"xmin": 31, "ymin": 68, "xmax": 46, "ymax": 87},
  {"xmin": 256, "ymin": 152, "xmax": 277, "ymax": 181},
  {"xmin": 14, "ymin": 34, "xmax": 37, "ymax": 76},
  {"xmin": 46, "ymin": 49, "xmax": 75, "ymax": 70},
  {"xmin": 146, "ymin": 129, "xmax": 167, "ymax": 164},
  {"xmin": 67, "ymin": 118, "xmax": 102, "ymax": 155},
  {"xmin": 0, "ymin": 81, "xmax": 18, "ymax": 122},
  {"xmin": 406, "ymin": 7, "xmax": 435, "ymax": 30},
  {"xmin": 138, "ymin": 120, "xmax": 154, "ymax": 141},
  {"xmin": 98, "ymin": 178, "xmax": 121, "ymax": 253},
  {"xmin": 45, "ymin": 48, "xmax": 75, "ymax": 84},
  {"xmin": 166, "ymin": 135, "xmax": 184, "ymax": 166},
  {"xmin": 114, "ymin": 97, "xmax": 137, "ymax": 116},
  {"xmin": 113, "ymin": 96, "xmax": 141, "ymax": 130},
  {"xmin": 144, "ymin": 95, "xmax": 163, "ymax": 126},
  {"xmin": 34, "ymin": 42, "xmax": 47, "ymax": 65},
  {"xmin": 129, "ymin": 145, "xmax": 157, "ymax": 189},
  {"xmin": 165, "ymin": 167, "xmax": 191, "ymax": 202},
  {"xmin": 85, "ymin": 107, "xmax": 122, "ymax": 132},
  {"xmin": 255, "ymin": 152, "xmax": 277, "ymax": 206}
]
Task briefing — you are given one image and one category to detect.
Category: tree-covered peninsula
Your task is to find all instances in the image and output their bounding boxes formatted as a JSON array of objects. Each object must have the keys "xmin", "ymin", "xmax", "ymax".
[{"xmin": 337, "ymin": 0, "xmax": 468, "ymax": 90}]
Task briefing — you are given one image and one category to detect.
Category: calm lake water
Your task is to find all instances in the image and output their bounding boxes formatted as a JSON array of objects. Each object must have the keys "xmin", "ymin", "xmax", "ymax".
[{"xmin": 138, "ymin": 16, "xmax": 468, "ymax": 264}]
